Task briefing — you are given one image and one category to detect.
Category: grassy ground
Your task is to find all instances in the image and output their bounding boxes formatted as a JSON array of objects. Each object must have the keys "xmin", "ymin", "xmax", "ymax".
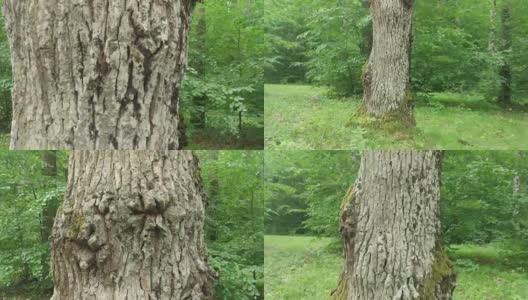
[
  {"xmin": 265, "ymin": 235, "xmax": 528, "ymax": 300},
  {"xmin": 186, "ymin": 126, "xmax": 264, "ymax": 150},
  {"xmin": 265, "ymin": 84, "xmax": 528, "ymax": 150}
]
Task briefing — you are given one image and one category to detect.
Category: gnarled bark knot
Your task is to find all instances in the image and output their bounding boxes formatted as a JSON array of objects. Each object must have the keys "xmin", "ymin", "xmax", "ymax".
[{"xmin": 51, "ymin": 151, "xmax": 216, "ymax": 299}]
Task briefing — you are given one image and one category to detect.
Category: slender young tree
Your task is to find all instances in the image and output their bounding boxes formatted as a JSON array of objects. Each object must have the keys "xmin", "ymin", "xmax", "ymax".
[
  {"xmin": 360, "ymin": 0, "xmax": 415, "ymax": 126},
  {"xmin": 50, "ymin": 151, "xmax": 216, "ymax": 299},
  {"xmin": 3, "ymin": 1, "xmax": 199, "ymax": 150},
  {"xmin": 498, "ymin": 0, "xmax": 513, "ymax": 106},
  {"xmin": 40, "ymin": 151, "xmax": 58, "ymax": 280},
  {"xmin": 331, "ymin": 150, "xmax": 456, "ymax": 300}
]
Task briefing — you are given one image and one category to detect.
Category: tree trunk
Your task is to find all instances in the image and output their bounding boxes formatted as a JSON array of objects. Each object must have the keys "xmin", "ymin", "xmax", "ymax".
[
  {"xmin": 361, "ymin": 0, "xmax": 415, "ymax": 126},
  {"xmin": 498, "ymin": 1, "xmax": 513, "ymax": 106},
  {"xmin": 331, "ymin": 150, "xmax": 456, "ymax": 300},
  {"xmin": 50, "ymin": 151, "xmax": 216, "ymax": 299},
  {"xmin": 3, "ymin": 0, "xmax": 199, "ymax": 150},
  {"xmin": 41, "ymin": 150, "xmax": 58, "ymax": 280},
  {"xmin": 489, "ymin": 0, "xmax": 498, "ymax": 52},
  {"xmin": 513, "ymin": 175, "xmax": 520, "ymax": 195}
]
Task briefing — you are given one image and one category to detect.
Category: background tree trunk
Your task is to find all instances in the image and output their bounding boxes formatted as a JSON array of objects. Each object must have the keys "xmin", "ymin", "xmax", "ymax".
[
  {"xmin": 50, "ymin": 151, "xmax": 216, "ymax": 299},
  {"xmin": 498, "ymin": 1, "xmax": 513, "ymax": 106},
  {"xmin": 489, "ymin": 0, "xmax": 498, "ymax": 52},
  {"xmin": 331, "ymin": 150, "xmax": 456, "ymax": 300},
  {"xmin": 40, "ymin": 150, "xmax": 58, "ymax": 281},
  {"xmin": 361, "ymin": 0, "xmax": 415, "ymax": 126},
  {"xmin": 3, "ymin": 0, "xmax": 199, "ymax": 150}
]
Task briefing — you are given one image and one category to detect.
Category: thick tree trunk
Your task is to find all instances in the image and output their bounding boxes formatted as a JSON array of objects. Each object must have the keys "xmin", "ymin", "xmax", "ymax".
[
  {"xmin": 50, "ymin": 151, "xmax": 216, "ymax": 299},
  {"xmin": 3, "ymin": 0, "xmax": 198, "ymax": 150},
  {"xmin": 498, "ymin": 1, "xmax": 513, "ymax": 106},
  {"xmin": 331, "ymin": 151, "xmax": 456, "ymax": 300},
  {"xmin": 361, "ymin": 0, "xmax": 415, "ymax": 126}
]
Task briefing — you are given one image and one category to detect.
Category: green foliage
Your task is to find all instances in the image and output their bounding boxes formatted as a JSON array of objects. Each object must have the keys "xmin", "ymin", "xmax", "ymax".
[
  {"xmin": 265, "ymin": 84, "xmax": 528, "ymax": 149},
  {"xmin": 182, "ymin": 0, "xmax": 264, "ymax": 148},
  {"xmin": 0, "ymin": 4, "xmax": 12, "ymax": 133},
  {"xmin": 265, "ymin": 0, "xmax": 368, "ymax": 96},
  {"xmin": 0, "ymin": 133, "xmax": 8, "ymax": 149},
  {"xmin": 442, "ymin": 151, "xmax": 528, "ymax": 245},
  {"xmin": 264, "ymin": 150, "xmax": 358, "ymax": 237},
  {"xmin": 0, "ymin": 151, "xmax": 68, "ymax": 289},
  {"xmin": 264, "ymin": 0, "xmax": 309, "ymax": 84},
  {"xmin": 196, "ymin": 151, "xmax": 264, "ymax": 300}
]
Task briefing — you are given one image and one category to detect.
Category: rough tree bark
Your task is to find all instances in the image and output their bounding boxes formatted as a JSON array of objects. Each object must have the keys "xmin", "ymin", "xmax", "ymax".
[
  {"xmin": 361, "ymin": 0, "xmax": 415, "ymax": 126},
  {"xmin": 3, "ymin": 0, "xmax": 199, "ymax": 150},
  {"xmin": 331, "ymin": 150, "xmax": 456, "ymax": 300},
  {"xmin": 50, "ymin": 151, "xmax": 216, "ymax": 299}
]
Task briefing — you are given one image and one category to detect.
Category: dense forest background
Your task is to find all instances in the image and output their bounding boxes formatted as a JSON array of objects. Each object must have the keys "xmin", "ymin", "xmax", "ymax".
[
  {"xmin": 265, "ymin": 0, "xmax": 528, "ymax": 102},
  {"xmin": 0, "ymin": 151, "xmax": 264, "ymax": 300},
  {"xmin": 264, "ymin": 151, "xmax": 528, "ymax": 299},
  {"xmin": 0, "ymin": 0, "xmax": 264, "ymax": 150}
]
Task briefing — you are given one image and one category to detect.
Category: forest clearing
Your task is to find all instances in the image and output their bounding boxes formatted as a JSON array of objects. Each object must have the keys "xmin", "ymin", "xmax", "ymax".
[
  {"xmin": 265, "ymin": 84, "xmax": 528, "ymax": 150},
  {"xmin": 265, "ymin": 235, "xmax": 528, "ymax": 300},
  {"xmin": 265, "ymin": 0, "xmax": 528, "ymax": 150}
]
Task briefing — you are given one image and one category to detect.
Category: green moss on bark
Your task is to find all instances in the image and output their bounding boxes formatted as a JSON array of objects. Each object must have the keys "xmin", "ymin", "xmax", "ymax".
[{"xmin": 420, "ymin": 245, "xmax": 456, "ymax": 299}]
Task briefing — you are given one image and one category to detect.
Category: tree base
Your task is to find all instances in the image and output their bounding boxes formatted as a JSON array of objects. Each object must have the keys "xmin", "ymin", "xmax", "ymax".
[{"xmin": 346, "ymin": 109, "xmax": 416, "ymax": 143}]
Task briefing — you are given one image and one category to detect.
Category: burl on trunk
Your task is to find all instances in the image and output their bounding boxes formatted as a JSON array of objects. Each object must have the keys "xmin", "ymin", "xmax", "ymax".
[{"xmin": 50, "ymin": 151, "xmax": 216, "ymax": 299}]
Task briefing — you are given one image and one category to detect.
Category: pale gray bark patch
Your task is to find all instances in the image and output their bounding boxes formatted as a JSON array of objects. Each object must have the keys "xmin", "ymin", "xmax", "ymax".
[
  {"xmin": 362, "ymin": 0, "xmax": 413, "ymax": 117},
  {"xmin": 333, "ymin": 151, "xmax": 456, "ymax": 300},
  {"xmin": 50, "ymin": 151, "xmax": 216, "ymax": 299},
  {"xmin": 4, "ymin": 0, "xmax": 199, "ymax": 150}
]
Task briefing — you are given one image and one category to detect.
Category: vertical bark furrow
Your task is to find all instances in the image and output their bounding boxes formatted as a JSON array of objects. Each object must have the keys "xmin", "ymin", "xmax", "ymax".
[
  {"xmin": 333, "ymin": 151, "xmax": 455, "ymax": 300},
  {"xmin": 4, "ymin": 0, "xmax": 198, "ymax": 150},
  {"xmin": 50, "ymin": 151, "xmax": 215, "ymax": 299}
]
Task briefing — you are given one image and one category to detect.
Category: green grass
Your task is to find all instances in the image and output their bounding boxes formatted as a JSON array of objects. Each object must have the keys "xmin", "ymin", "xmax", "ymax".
[
  {"xmin": 265, "ymin": 235, "xmax": 528, "ymax": 300},
  {"xmin": 265, "ymin": 235, "xmax": 342, "ymax": 300},
  {"xmin": 265, "ymin": 84, "xmax": 528, "ymax": 150}
]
